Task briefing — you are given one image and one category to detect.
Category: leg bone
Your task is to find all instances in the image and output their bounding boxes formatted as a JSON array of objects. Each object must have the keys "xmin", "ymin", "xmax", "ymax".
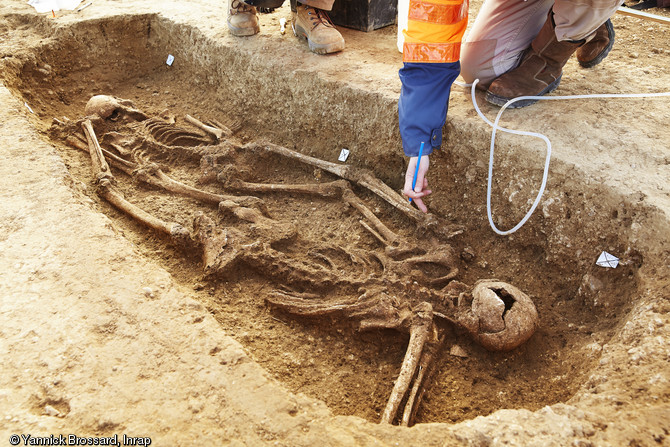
[
  {"xmin": 134, "ymin": 164, "xmax": 264, "ymax": 209},
  {"xmin": 225, "ymin": 178, "xmax": 349, "ymax": 199},
  {"xmin": 246, "ymin": 142, "xmax": 463, "ymax": 239},
  {"xmin": 400, "ymin": 329, "xmax": 445, "ymax": 426},
  {"xmin": 380, "ymin": 301, "xmax": 434, "ymax": 424}
]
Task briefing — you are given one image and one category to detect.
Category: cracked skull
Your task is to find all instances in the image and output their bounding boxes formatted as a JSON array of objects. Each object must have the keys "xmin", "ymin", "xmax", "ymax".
[{"xmin": 465, "ymin": 280, "xmax": 539, "ymax": 351}]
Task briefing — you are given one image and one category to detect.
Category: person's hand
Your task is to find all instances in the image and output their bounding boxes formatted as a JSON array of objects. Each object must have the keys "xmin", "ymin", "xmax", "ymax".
[{"xmin": 403, "ymin": 155, "xmax": 432, "ymax": 213}]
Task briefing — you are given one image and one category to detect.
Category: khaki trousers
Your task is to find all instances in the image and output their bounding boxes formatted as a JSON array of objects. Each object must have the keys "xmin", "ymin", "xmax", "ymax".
[
  {"xmin": 460, "ymin": 0, "xmax": 621, "ymax": 85},
  {"xmin": 291, "ymin": 0, "xmax": 335, "ymax": 10},
  {"xmin": 241, "ymin": 0, "xmax": 335, "ymax": 11}
]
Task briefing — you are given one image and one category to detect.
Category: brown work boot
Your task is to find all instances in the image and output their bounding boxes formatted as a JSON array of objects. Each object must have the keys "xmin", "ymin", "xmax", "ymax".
[
  {"xmin": 227, "ymin": 0, "xmax": 260, "ymax": 36},
  {"xmin": 292, "ymin": 4, "xmax": 344, "ymax": 54},
  {"xmin": 576, "ymin": 19, "xmax": 615, "ymax": 68},
  {"xmin": 485, "ymin": 12, "xmax": 583, "ymax": 108}
]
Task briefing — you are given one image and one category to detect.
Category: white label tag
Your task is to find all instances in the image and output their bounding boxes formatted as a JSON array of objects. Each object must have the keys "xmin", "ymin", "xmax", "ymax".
[
  {"xmin": 166, "ymin": 54, "xmax": 175, "ymax": 66},
  {"xmin": 596, "ymin": 251, "xmax": 619, "ymax": 268},
  {"xmin": 338, "ymin": 149, "xmax": 350, "ymax": 162}
]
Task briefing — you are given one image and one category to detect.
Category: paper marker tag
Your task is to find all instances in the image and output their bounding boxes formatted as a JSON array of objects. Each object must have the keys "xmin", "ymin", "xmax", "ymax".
[
  {"xmin": 338, "ymin": 149, "xmax": 350, "ymax": 162},
  {"xmin": 166, "ymin": 54, "xmax": 175, "ymax": 66},
  {"xmin": 596, "ymin": 251, "xmax": 619, "ymax": 268}
]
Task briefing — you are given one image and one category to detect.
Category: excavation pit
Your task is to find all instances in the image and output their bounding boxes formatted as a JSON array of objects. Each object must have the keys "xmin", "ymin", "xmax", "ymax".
[{"xmin": 2, "ymin": 3, "xmax": 669, "ymax": 442}]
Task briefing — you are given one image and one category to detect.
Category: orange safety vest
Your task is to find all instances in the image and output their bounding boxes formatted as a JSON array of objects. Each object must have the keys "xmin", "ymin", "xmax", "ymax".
[{"xmin": 402, "ymin": 0, "xmax": 469, "ymax": 63}]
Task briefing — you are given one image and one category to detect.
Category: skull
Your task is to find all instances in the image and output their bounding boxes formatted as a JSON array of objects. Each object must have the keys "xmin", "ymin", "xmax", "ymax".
[
  {"xmin": 85, "ymin": 95, "xmax": 148, "ymax": 122},
  {"xmin": 464, "ymin": 280, "xmax": 539, "ymax": 351}
]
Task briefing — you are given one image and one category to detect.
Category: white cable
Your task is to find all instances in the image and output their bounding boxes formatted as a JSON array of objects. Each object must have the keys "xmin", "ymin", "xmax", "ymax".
[{"xmin": 459, "ymin": 78, "xmax": 670, "ymax": 236}]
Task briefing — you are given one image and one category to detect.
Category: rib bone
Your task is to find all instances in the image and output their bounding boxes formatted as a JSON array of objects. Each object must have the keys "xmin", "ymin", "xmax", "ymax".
[{"xmin": 80, "ymin": 118, "xmax": 190, "ymax": 247}]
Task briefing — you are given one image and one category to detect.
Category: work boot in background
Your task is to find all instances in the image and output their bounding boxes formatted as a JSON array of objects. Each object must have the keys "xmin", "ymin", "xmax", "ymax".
[
  {"xmin": 576, "ymin": 19, "xmax": 615, "ymax": 68},
  {"xmin": 227, "ymin": 0, "xmax": 260, "ymax": 36},
  {"xmin": 485, "ymin": 11, "xmax": 583, "ymax": 108},
  {"xmin": 292, "ymin": 4, "xmax": 344, "ymax": 54}
]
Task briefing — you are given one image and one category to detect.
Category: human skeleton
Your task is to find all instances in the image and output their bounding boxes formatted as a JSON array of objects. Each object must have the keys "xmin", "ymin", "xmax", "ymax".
[{"xmin": 58, "ymin": 95, "xmax": 539, "ymax": 425}]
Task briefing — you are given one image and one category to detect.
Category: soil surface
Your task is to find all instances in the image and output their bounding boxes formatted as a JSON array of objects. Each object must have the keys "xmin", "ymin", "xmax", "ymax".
[{"xmin": 1, "ymin": 0, "xmax": 669, "ymax": 446}]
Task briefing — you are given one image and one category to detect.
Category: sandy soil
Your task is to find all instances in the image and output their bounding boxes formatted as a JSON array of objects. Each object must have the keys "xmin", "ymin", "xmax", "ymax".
[{"xmin": 0, "ymin": 0, "xmax": 669, "ymax": 445}]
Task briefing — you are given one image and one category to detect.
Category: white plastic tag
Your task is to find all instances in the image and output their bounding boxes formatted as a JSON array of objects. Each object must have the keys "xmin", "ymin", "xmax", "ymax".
[
  {"xmin": 596, "ymin": 251, "xmax": 619, "ymax": 268},
  {"xmin": 338, "ymin": 149, "xmax": 350, "ymax": 162}
]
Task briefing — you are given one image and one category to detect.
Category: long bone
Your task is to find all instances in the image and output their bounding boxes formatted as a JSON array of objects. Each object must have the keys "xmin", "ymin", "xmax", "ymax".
[
  {"xmin": 400, "ymin": 330, "xmax": 445, "ymax": 426},
  {"xmin": 267, "ymin": 278, "xmax": 538, "ymax": 425},
  {"xmin": 267, "ymin": 287, "xmax": 445, "ymax": 425},
  {"xmin": 67, "ymin": 130, "xmax": 263, "ymax": 210},
  {"xmin": 81, "ymin": 120, "xmax": 111, "ymax": 178},
  {"xmin": 80, "ymin": 120, "xmax": 191, "ymax": 246},
  {"xmin": 134, "ymin": 165, "xmax": 264, "ymax": 210},
  {"xmin": 226, "ymin": 178, "xmax": 350, "ymax": 199},
  {"xmin": 242, "ymin": 142, "xmax": 463, "ymax": 239},
  {"xmin": 226, "ymin": 177, "xmax": 459, "ymax": 285},
  {"xmin": 185, "ymin": 114, "xmax": 227, "ymax": 141},
  {"xmin": 226, "ymin": 178, "xmax": 400, "ymax": 244},
  {"xmin": 379, "ymin": 301, "xmax": 435, "ymax": 424}
]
